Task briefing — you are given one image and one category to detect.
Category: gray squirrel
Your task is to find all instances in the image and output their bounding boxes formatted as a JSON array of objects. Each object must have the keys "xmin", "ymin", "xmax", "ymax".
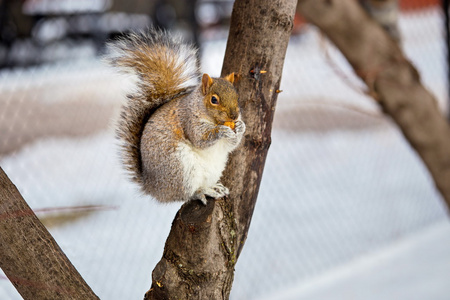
[{"xmin": 107, "ymin": 30, "xmax": 245, "ymax": 204}]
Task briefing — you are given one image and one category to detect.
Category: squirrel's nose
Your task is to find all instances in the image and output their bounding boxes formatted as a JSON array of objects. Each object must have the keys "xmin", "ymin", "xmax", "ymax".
[{"xmin": 229, "ymin": 109, "xmax": 239, "ymax": 121}]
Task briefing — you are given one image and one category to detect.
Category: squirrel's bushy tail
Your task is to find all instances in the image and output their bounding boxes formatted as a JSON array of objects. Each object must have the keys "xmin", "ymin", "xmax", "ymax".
[{"xmin": 106, "ymin": 30, "xmax": 200, "ymax": 185}]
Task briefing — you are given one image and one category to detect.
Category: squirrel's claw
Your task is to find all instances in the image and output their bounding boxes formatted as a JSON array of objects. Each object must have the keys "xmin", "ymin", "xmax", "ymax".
[
  {"xmin": 234, "ymin": 120, "xmax": 246, "ymax": 135},
  {"xmin": 198, "ymin": 196, "xmax": 208, "ymax": 205},
  {"xmin": 192, "ymin": 192, "xmax": 208, "ymax": 205}
]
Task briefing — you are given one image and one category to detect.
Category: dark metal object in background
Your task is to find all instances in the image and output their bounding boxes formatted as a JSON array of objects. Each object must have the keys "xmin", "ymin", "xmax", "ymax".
[
  {"xmin": 152, "ymin": 0, "xmax": 199, "ymax": 48},
  {"xmin": 0, "ymin": 0, "xmax": 35, "ymax": 68},
  {"xmin": 0, "ymin": 0, "xmax": 235, "ymax": 68}
]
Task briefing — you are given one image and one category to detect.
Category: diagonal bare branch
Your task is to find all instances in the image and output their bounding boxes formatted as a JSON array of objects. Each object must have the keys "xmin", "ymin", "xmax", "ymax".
[
  {"xmin": 298, "ymin": 0, "xmax": 450, "ymax": 210},
  {"xmin": 0, "ymin": 167, "xmax": 99, "ymax": 300}
]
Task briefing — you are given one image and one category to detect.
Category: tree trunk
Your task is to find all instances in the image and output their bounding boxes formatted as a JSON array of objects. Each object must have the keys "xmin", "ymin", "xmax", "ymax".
[
  {"xmin": 0, "ymin": 167, "xmax": 99, "ymax": 300},
  {"xmin": 297, "ymin": 0, "xmax": 450, "ymax": 209},
  {"xmin": 144, "ymin": 1, "xmax": 297, "ymax": 299}
]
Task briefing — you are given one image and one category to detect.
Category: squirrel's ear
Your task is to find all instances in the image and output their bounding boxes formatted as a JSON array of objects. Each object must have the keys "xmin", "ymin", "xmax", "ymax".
[
  {"xmin": 224, "ymin": 72, "xmax": 236, "ymax": 84},
  {"xmin": 202, "ymin": 73, "xmax": 213, "ymax": 95}
]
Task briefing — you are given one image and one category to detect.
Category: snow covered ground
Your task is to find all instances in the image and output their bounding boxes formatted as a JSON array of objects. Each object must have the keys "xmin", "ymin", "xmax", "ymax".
[
  {"xmin": 262, "ymin": 219, "xmax": 450, "ymax": 300},
  {"xmin": 1, "ymin": 7, "xmax": 449, "ymax": 300}
]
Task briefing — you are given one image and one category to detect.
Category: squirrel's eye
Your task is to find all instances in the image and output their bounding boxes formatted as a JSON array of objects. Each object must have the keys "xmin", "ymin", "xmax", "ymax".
[{"xmin": 211, "ymin": 96, "xmax": 219, "ymax": 105}]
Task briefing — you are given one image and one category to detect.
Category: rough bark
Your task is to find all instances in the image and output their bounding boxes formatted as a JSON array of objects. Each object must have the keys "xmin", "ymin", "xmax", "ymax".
[
  {"xmin": 144, "ymin": 1, "xmax": 297, "ymax": 299},
  {"xmin": 0, "ymin": 167, "xmax": 99, "ymax": 300},
  {"xmin": 220, "ymin": 0, "xmax": 297, "ymax": 259},
  {"xmin": 298, "ymin": 0, "xmax": 450, "ymax": 208}
]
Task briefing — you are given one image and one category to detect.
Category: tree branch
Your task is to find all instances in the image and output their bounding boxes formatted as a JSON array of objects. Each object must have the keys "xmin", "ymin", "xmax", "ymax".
[
  {"xmin": 144, "ymin": 0, "xmax": 297, "ymax": 299},
  {"xmin": 298, "ymin": 0, "xmax": 450, "ymax": 210},
  {"xmin": 0, "ymin": 167, "xmax": 99, "ymax": 300}
]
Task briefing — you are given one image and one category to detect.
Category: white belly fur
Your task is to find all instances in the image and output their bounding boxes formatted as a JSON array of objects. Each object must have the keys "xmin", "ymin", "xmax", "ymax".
[{"xmin": 178, "ymin": 139, "xmax": 232, "ymax": 197}]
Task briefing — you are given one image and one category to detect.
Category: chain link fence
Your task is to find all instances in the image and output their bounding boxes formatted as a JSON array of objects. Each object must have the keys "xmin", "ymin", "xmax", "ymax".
[{"xmin": 1, "ymin": 1, "xmax": 449, "ymax": 299}]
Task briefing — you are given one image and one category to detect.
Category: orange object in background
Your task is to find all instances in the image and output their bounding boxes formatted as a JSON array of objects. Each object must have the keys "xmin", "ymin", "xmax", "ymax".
[{"xmin": 400, "ymin": 0, "xmax": 440, "ymax": 10}]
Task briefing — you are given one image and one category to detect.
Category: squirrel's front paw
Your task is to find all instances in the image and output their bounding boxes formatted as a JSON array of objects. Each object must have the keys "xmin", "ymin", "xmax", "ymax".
[
  {"xmin": 234, "ymin": 120, "xmax": 246, "ymax": 135},
  {"xmin": 218, "ymin": 125, "xmax": 236, "ymax": 139}
]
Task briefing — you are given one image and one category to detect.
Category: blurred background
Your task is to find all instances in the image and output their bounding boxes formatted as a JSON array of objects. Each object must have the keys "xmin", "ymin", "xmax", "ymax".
[{"xmin": 1, "ymin": 0, "xmax": 450, "ymax": 299}]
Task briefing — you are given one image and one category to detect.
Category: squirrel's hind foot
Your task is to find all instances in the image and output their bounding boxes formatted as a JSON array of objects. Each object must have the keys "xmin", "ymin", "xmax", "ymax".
[
  {"xmin": 213, "ymin": 183, "xmax": 229, "ymax": 196},
  {"xmin": 192, "ymin": 183, "xmax": 229, "ymax": 205}
]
